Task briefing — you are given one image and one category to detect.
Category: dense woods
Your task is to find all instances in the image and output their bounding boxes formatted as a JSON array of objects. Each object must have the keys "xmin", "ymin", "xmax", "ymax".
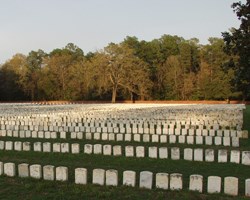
[{"xmin": 0, "ymin": 1, "xmax": 249, "ymax": 102}]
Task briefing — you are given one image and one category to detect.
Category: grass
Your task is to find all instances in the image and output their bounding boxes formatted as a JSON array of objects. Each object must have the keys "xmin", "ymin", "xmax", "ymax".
[{"xmin": 0, "ymin": 105, "xmax": 249, "ymax": 199}]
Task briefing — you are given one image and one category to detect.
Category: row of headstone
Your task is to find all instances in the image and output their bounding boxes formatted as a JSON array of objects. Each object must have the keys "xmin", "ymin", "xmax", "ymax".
[
  {"xmin": 0, "ymin": 161, "xmax": 248, "ymax": 197},
  {"xmin": 0, "ymin": 141, "xmax": 79, "ymax": 154},
  {"xmin": 1, "ymin": 140, "xmax": 249, "ymax": 165},
  {"xmin": 83, "ymin": 144, "xmax": 250, "ymax": 165},
  {"xmin": 0, "ymin": 162, "xmax": 68, "ymax": 181},
  {"xmin": 0, "ymin": 126, "xmax": 247, "ymax": 138},
  {"xmin": 80, "ymin": 132, "xmax": 240, "ymax": 147}
]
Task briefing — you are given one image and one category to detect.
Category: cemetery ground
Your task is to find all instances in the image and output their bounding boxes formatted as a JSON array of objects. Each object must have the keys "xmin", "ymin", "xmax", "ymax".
[{"xmin": 0, "ymin": 104, "xmax": 249, "ymax": 200}]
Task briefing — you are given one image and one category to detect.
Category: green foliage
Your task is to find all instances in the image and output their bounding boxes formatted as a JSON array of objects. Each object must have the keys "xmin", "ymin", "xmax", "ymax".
[{"xmin": 222, "ymin": 0, "xmax": 250, "ymax": 100}]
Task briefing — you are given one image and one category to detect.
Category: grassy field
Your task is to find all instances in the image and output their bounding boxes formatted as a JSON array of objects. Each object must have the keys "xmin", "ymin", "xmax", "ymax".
[{"xmin": 0, "ymin": 105, "xmax": 249, "ymax": 200}]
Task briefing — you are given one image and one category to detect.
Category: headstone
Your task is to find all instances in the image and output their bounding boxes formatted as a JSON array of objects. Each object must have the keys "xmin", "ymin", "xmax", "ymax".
[
  {"xmin": 23, "ymin": 142, "xmax": 31, "ymax": 151},
  {"xmin": 160, "ymin": 135, "xmax": 167, "ymax": 143},
  {"xmin": 134, "ymin": 134, "xmax": 141, "ymax": 142},
  {"xmin": 170, "ymin": 173, "xmax": 182, "ymax": 190},
  {"xmin": 84, "ymin": 144, "xmax": 92, "ymax": 154},
  {"xmin": 30, "ymin": 164, "xmax": 42, "ymax": 179},
  {"xmin": 187, "ymin": 136, "xmax": 194, "ymax": 144},
  {"xmin": 43, "ymin": 165, "xmax": 55, "ymax": 181},
  {"xmin": 139, "ymin": 171, "xmax": 153, "ymax": 189},
  {"xmin": 169, "ymin": 135, "xmax": 176, "ymax": 144},
  {"xmin": 178, "ymin": 135, "xmax": 185, "ymax": 144},
  {"xmin": 123, "ymin": 170, "xmax": 136, "ymax": 187},
  {"xmin": 94, "ymin": 132, "xmax": 100, "ymax": 140},
  {"xmin": 194, "ymin": 149, "xmax": 203, "ymax": 161},
  {"xmin": 103, "ymin": 145, "xmax": 112, "ymax": 155},
  {"xmin": 230, "ymin": 150, "xmax": 240, "ymax": 163},
  {"xmin": 53, "ymin": 143, "xmax": 61, "ymax": 152},
  {"xmin": 159, "ymin": 147, "xmax": 168, "ymax": 159},
  {"xmin": 152, "ymin": 135, "xmax": 159, "ymax": 143},
  {"xmin": 242, "ymin": 151, "xmax": 250, "ymax": 165},
  {"xmin": 5, "ymin": 141, "xmax": 13, "ymax": 150},
  {"xmin": 43, "ymin": 142, "xmax": 51, "ymax": 152},
  {"xmin": 136, "ymin": 146, "xmax": 145, "ymax": 158},
  {"xmin": 101, "ymin": 133, "xmax": 108, "ymax": 141},
  {"xmin": 71, "ymin": 143, "xmax": 80, "ymax": 154},
  {"xmin": 4, "ymin": 162, "xmax": 15, "ymax": 177},
  {"xmin": 116, "ymin": 134, "xmax": 123, "ymax": 141},
  {"xmin": 246, "ymin": 179, "xmax": 250, "ymax": 197},
  {"xmin": 75, "ymin": 168, "xmax": 87, "ymax": 184},
  {"xmin": 184, "ymin": 148, "xmax": 193, "ymax": 161},
  {"xmin": 205, "ymin": 149, "xmax": 214, "ymax": 162},
  {"xmin": 232, "ymin": 137, "xmax": 239, "ymax": 147},
  {"xmin": 171, "ymin": 147, "xmax": 180, "ymax": 160},
  {"xmin": 218, "ymin": 149, "xmax": 228, "ymax": 163},
  {"xmin": 34, "ymin": 142, "xmax": 42, "ymax": 152},
  {"xmin": 156, "ymin": 173, "xmax": 168, "ymax": 190},
  {"xmin": 85, "ymin": 132, "xmax": 92, "ymax": 140},
  {"xmin": 125, "ymin": 146, "xmax": 134, "ymax": 157},
  {"xmin": 223, "ymin": 137, "xmax": 231, "ymax": 146},
  {"xmin": 56, "ymin": 166, "xmax": 68, "ymax": 181},
  {"xmin": 0, "ymin": 141, "xmax": 4, "ymax": 150},
  {"xmin": 189, "ymin": 175, "xmax": 203, "ymax": 193},
  {"xmin": 214, "ymin": 136, "xmax": 222, "ymax": 146},
  {"xmin": 196, "ymin": 136, "xmax": 203, "ymax": 145},
  {"xmin": 18, "ymin": 163, "xmax": 29, "ymax": 177},
  {"xmin": 224, "ymin": 177, "xmax": 238, "ymax": 196},
  {"xmin": 94, "ymin": 144, "xmax": 102, "ymax": 154},
  {"xmin": 205, "ymin": 136, "xmax": 213, "ymax": 145},
  {"xmin": 108, "ymin": 133, "xmax": 115, "ymax": 141},
  {"xmin": 60, "ymin": 131, "xmax": 66, "ymax": 139},
  {"xmin": 143, "ymin": 134, "xmax": 150, "ymax": 142},
  {"xmin": 93, "ymin": 168, "xmax": 105, "ymax": 185},
  {"xmin": 14, "ymin": 141, "xmax": 22, "ymax": 151},
  {"xmin": 106, "ymin": 169, "xmax": 118, "ymax": 186},
  {"xmin": 124, "ymin": 134, "xmax": 131, "ymax": 141},
  {"xmin": 113, "ymin": 145, "xmax": 122, "ymax": 156},
  {"xmin": 207, "ymin": 176, "xmax": 221, "ymax": 193},
  {"xmin": 148, "ymin": 146, "xmax": 157, "ymax": 158}
]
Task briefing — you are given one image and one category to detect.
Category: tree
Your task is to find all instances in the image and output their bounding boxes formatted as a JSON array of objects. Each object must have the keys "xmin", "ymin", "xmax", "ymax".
[{"xmin": 222, "ymin": 0, "xmax": 250, "ymax": 99}]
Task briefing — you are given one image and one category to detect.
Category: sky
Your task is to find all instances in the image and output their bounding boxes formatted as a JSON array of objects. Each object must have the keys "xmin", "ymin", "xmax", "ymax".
[{"xmin": 0, "ymin": 0, "xmax": 243, "ymax": 64}]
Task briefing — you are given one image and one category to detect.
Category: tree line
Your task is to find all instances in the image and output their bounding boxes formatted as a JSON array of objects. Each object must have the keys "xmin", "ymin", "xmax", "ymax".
[{"xmin": 0, "ymin": 1, "xmax": 249, "ymax": 102}]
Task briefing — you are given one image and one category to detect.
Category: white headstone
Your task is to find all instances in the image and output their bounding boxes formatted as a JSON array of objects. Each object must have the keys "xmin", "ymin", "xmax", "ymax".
[
  {"xmin": 123, "ymin": 170, "xmax": 136, "ymax": 187},
  {"xmin": 169, "ymin": 135, "xmax": 176, "ymax": 144},
  {"xmin": 84, "ymin": 144, "xmax": 93, "ymax": 154},
  {"xmin": 93, "ymin": 168, "xmax": 105, "ymax": 185},
  {"xmin": 156, "ymin": 173, "xmax": 168, "ymax": 190},
  {"xmin": 224, "ymin": 177, "xmax": 238, "ymax": 196},
  {"xmin": 43, "ymin": 142, "xmax": 51, "ymax": 152},
  {"xmin": 232, "ymin": 137, "xmax": 239, "ymax": 147},
  {"xmin": 18, "ymin": 163, "xmax": 29, "ymax": 177},
  {"xmin": 34, "ymin": 142, "xmax": 42, "ymax": 152},
  {"xmin": 103, "ymin": 145, "xmax": 112, "ymax": 155},
  {"xmin": 187, "ymin": 136, "xmax": 194, "ymax": 144},
  {"xmin": 4, "ymin": 162, "xmax": 15, "ymax": 177},
  {"xmin": 159, "ymin": 147, "xmax": 168, "ymax": 159},
  {"xmin": 205, "ymin": 136, "xmax": 213, "ymax": 145},
  {"xmin": 94, "ymin": 144, "xmax": 102, "ymax": 154},
  {"xmin": 139, "ymin": 171, "xmax": 153, "ymax": 189},
  {"xmin": 205, "ymin": 149, "xmax": 214, "ymax": 162},
  {"xmin": 184, "ymin": 148, "xmax": 193, "ymax": 161},
  {"xmin": 196, "ymin": 136, "xmax": 203, "ymax": 145},
  {"xmin": 106, "ymin": 169, "xmax": 118, "ymax": 186},
  {"xmin": 61, "ymin": 143, "xmax": 69, "ymax": 153},
  {"xmin": 143, "ymin": 134, "xmax": 150, "ymax": 142},
  {"xmin": 223, "ymin": 137, "xmax": 231, "ymax": 146},
  {"xmin": 56, "ymin": 166, "xmax": 68, "ymax": 181},
  {"xmin": 189, "ymin": 175, "xmax": 203, "ymax": 193},
  {"xmin": 218, "ymin": 149, "xmax": 228, "ymax": 163},
  {"xmin": 0, "ymin": 162, "xmax": 3, "ymax": 175},
  {"xmin": 30, "ymin": 164, "xmax": 42, "ymax": 179},
  {"xmin": 171, "ymin": 147, "xmax": 180, "ymax": 160},
  {"xmin": 113, "ymin": 145, "xmax": 122, "ymax": 156},
  {"xmin": 242, "ymin": 151, "xmax": 250, "ymax": 165},
  {"xmin": 5, "ymin": 141, "xmax": 13, "ymax": 150},
  {"xmin": 71, "ymin": 143, "xmax": 80, "ymax": 154},
  {"xmin": 53, "ymin": 143, "xmax": 61, "ymax": 152},
  {"xmin": 207, "ymin": 176, "xmax": 221, "ymax": 193},
  {"xmin": 148, "ymin": 147, "xmax": 157, "ymax": 158},
  {"xmin": 136, "ymin": 146, "xmax": 145, "ymax": 158},
  {"xmin": 230, "ymin": 150, "xmax": 240, "ymax": 163},
  {"xmin": 178, "ymin": 135, "xmax": 185, "ymax": 144},
  {"xmin": 43, "ymin": 165, "xmax": 55, "ymax": 181},
  {"xmin": 14, "ymin": 141, "xmax": 22, "ymax": 151},
  {"xmin": 134, "ymin": 134, "xmax": 141, "ymax": 142},
  {"xmin": 170, "ymin": 173, "xmax": 182, "ymax": 190},
  {"xmin": 125, "ymin": 146, "xmax": 134, "ymax": 157},
  {"xmin": 75, "ymin": 168, "xmax": 87, "ymax": 184},
  {"xmin": 246, "ymin": 179, "xmax": 250, "ymax": 197},
  {"xmin": 214, "ymin": 136, "xmax": 222, "ymax": 146}
]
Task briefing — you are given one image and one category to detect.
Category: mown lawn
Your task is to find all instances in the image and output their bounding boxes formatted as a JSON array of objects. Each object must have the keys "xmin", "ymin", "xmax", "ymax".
[{"xmin": 0, "ymin": 105, "xmax": 249, "ymax": 200}]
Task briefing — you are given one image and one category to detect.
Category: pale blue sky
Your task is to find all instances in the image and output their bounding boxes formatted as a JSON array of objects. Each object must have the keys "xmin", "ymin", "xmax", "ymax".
[{"xmin": 0, "ymin": 0, "xmax": 242, "ymax": 63}]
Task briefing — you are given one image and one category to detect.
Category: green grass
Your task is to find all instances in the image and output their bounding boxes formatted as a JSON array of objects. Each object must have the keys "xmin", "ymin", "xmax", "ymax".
[{"xmin": 0, "ymin": 105, "xmax": 249, "ymax": 199}]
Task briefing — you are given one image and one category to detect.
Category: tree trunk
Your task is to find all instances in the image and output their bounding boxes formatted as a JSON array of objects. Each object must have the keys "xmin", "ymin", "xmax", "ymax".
[{"xmin": 111, "ymin": 85, "xmax": 117, "ymax": 103}]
